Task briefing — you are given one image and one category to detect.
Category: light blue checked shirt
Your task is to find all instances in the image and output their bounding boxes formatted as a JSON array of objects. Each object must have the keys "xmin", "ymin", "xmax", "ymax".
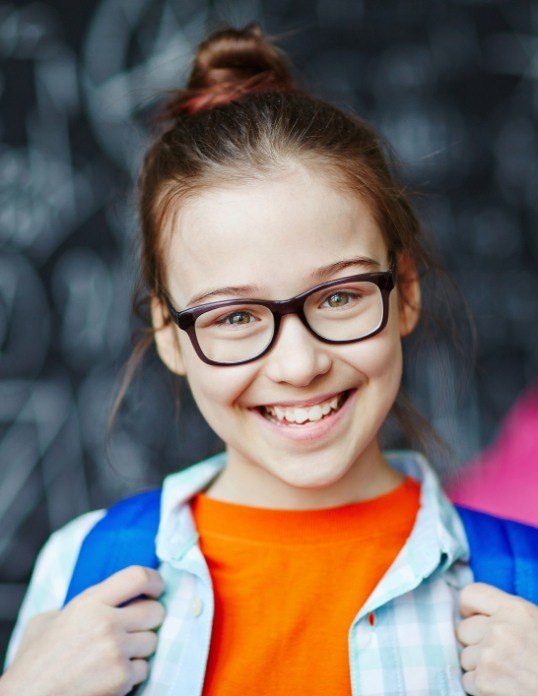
[{"xmin": 6, "ymin": 451, "xmax": 472, "ymax": 695}]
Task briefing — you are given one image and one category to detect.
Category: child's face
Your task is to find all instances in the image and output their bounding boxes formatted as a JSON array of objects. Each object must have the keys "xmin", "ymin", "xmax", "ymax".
[{"xmin": 154, "ymin": 164, "xmax": 419, "ymax": 504}]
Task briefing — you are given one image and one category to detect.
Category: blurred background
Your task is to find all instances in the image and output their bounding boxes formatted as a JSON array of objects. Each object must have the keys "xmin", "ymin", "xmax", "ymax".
[{"xmin": 1, "ymin": 0, "xmax": 537, "ymax": 662}]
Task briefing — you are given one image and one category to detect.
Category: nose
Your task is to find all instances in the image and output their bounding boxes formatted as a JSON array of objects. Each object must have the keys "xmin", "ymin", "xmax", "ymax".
[{"xmin": 262, "ymin": 314, "xmax": 332, "ymax": 386}]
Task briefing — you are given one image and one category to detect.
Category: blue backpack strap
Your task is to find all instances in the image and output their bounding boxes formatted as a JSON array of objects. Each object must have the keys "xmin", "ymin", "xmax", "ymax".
[
  {"xmin": 456, "ymin": 505, "xmax": 538, "ymax": 603},
  {"xmin": 63, "ymin": 489, "xmax": 162, "ymax": 606}
]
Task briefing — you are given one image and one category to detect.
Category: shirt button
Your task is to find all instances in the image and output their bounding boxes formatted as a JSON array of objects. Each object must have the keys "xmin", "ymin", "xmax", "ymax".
[{"xmin": 190, "ymin": 597, "xmax": 204, "ymax": 617}]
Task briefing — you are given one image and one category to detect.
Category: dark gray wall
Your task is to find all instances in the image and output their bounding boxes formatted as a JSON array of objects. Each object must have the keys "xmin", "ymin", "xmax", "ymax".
[{"xmin": 1, "ymin": 0, "xmax": 536, "ymax": 662}]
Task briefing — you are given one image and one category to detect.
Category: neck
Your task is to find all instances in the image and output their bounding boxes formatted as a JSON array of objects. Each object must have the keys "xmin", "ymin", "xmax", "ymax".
[{"xmin": 204, "ymin": 441, "xmax": 404, "ymax": 510}]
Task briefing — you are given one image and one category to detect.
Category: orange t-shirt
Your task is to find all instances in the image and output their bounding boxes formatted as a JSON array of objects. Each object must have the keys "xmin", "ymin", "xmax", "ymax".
[{"xmin": 190, "ymin": 477, "xmax": 420, "ymax": 696}]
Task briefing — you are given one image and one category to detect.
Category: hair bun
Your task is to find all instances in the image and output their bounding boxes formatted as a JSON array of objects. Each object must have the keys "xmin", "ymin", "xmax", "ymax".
[{"xmin": 163, "ymin": 23, "xmax": 295, "ymax": 117}]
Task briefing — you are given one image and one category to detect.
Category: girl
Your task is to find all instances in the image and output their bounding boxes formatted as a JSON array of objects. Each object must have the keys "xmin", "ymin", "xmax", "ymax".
[{"xmin": 2, "ymin": 23, "xmax": 538, "ymax": 696}]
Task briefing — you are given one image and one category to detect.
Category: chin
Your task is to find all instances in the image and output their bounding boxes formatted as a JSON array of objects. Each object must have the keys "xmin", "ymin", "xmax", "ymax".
[{"xmin": 266, "ymin": 456, "xmax": 352, "ymax": 491}]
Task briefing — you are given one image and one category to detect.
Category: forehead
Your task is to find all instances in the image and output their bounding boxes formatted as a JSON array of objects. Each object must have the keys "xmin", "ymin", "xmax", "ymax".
[{"xmin": 165, "ymin": 164, "xmax": 388, "ymax": 303}]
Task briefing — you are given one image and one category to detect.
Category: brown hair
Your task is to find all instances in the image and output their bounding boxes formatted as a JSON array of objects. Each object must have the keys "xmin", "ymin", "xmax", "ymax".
[{"xmin": 111, "ymin": 23, "xmax": 466, "ymax": 457}]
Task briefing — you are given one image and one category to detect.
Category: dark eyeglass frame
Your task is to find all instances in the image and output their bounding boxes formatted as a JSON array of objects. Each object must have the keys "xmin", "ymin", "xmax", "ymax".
[{"xmin": 165, "ymin": 267, "xmax": 396, "ymax": 366}]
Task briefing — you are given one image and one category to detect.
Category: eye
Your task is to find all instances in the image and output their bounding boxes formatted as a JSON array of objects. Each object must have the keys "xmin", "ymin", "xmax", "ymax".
[
  {"xmin": 217, "ymin": 310, "xmax": 257, "ymax": 326},
  {"xmin": 321, "ymin": 291, "xmax": 355, "ymax": 309}
]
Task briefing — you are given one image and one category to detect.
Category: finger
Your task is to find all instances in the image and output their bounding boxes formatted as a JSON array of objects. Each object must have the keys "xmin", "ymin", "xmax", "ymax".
[
  {"xmin": 129, "ymin": 658, "xmax": 149, "ymax": 687},
  {"xmin": 83, "ymin": 566, "xmax": 164, "ymax": 607},
  {"xmin": 460, "ymin": 644, "xmax": 480, "ymax": 672},
  {"xmin": 461, "ymin": 669, "xmax": 478, "ymax": 696},
  {"xmin": 125, "ymin": 630, "xmax": 158, "ymax": 659},
  {"xmin": 456, "ymin": 614, "xmax": 489, "ymax": 646},
  {"xmin": 459, "ymin": 582, "xmax": 507, "ymax": 618},
  {"xmin": 119, "ymin": 599, "xmax": 166, "ymax": 632}
]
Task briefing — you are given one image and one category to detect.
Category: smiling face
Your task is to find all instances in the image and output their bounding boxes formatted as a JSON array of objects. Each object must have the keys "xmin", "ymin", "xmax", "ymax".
[{"xmin": 153, "ymin": 163, "xmax": 419, "ymax": 508}]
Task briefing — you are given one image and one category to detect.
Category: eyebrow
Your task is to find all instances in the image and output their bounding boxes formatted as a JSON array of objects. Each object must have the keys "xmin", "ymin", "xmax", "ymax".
[
  {"xmin": 310, "ymin": 256, "xmax": 381, "ymax": 281},
  {"xmin": 186, "ymin": 285, "xmax": 259, "ymax": 306},
  {"xmin": 185, "ymin": 256, "xmax": 382, "ymax": 307}
]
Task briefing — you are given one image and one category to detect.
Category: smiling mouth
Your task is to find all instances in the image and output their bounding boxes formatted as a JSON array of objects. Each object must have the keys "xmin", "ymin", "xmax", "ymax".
[{"xmin": 259, "ymin": 391, "xmax": 351, "ymax": 426}]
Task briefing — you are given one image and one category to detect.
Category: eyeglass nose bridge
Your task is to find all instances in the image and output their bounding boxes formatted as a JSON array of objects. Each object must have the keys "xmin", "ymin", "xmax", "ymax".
[{"xmin": 265, "ymin": 295, "xmax": 325, "ymax": 346}]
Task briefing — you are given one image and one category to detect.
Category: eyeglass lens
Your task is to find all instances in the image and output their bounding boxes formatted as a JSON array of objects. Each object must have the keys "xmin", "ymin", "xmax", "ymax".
[{"xmin": 193, "ymin": 279, "xmax": 384, "ymax": 364}]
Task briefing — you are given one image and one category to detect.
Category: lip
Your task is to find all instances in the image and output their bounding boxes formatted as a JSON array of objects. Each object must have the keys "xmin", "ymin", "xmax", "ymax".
[{"xmin": 249, "ymin": 389, "xmax": 357, "ymax": 443}]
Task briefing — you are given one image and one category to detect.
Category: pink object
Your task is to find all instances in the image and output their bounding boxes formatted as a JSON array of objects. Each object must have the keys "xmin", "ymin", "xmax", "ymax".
[{"xmin": 446, "ymin": 383, "xmax": 538, "ymax": 526}]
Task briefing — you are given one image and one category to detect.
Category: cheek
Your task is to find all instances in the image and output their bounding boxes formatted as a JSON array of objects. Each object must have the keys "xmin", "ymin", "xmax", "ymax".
[
  {"xmin": 181, "ymin": 350, "xmax": 257, "ymax": 415},
  {"xmin": 370, "ymin": 333, "xmax": 403, "ymax": 382},
  {"xmin": 342, "ymin": 323, "xmax": 403, "ymax": 391},
  {"xmin": 175, "ymin": 331, "xmax": 246, "ymax": 404},
  {"xmin": 374, "ymin": 341, "xmax": 403, "ymax": 413}
]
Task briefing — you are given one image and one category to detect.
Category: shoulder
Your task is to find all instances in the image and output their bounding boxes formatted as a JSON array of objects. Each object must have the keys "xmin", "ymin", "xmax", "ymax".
[
  {"xmin": 455, "ymin": 505, "xmax": 538, "ymax": 603},
  {"xmin": 22, "ymin": 509, "xmax": 107, "ymax": 607},
  {"xmin": 5, "ymin": 509, "xmax": 105, "ymax": 667},
  {"xmin": 455, "ymin": 504, "xmax": 538, "ymax": 541}
]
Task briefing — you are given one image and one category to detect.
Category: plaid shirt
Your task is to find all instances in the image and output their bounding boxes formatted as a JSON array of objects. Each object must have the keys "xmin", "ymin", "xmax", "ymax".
[{"xmin": 6, "ymin": 451, "xmax": 472, "ymax": 695}]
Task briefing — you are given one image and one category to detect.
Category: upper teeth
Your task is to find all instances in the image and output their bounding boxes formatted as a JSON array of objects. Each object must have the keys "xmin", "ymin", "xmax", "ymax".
[{"xmin": 264, "ymin": 395, "xmax": 340, "ymax": 424}]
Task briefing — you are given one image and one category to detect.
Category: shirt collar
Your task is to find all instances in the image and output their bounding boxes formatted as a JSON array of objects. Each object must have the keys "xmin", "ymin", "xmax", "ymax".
[
  {"xmin": 156, "ymin": 452, "xmax": 226, "ymax": 573},
  {"xmin": 356, "ymin": 450, "xmax": 470, "ymax": 617},
  {"xmin": 386, "ymin": 449, "xmax": 469, "ymax": 565},
  {"xmin": 156, "ymin": 450, "xmax": 470, "ymax": 596}
]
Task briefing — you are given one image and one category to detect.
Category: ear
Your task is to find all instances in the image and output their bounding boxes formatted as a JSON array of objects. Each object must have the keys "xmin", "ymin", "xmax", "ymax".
[
  {"xmin": 396, "ymin": 255, "xmax": 421, "ymax": 337},
  {"xmin": 150, "ymin": 296, "xmax": 186, "ymax": 375}
]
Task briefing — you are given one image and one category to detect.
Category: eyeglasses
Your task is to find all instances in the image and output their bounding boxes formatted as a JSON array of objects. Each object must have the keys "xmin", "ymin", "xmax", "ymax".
[{"xmin": 165, "ymin": 268, "xmax": 396, "ymax": 366}]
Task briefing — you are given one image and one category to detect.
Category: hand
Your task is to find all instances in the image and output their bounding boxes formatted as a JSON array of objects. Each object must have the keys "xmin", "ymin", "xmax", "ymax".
[
  {"xmin": 0, "ymin": 566, "xmax": 165, "ymax": 696},
  {"xmin": 457, "ymin": 582, "xmax": 538, "ymax": 695}
]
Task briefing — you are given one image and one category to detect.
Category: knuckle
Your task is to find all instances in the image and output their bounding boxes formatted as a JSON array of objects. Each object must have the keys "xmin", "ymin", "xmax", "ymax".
[
  {"xmin": 509, "ymin": 596, "xmax": 529, "ymax": 620},
  {"xmin": 475, "ymin": 647, "xmax": 503, "ymax": 688},
  {"xmin": 103, "ymin": 638, "xmax": 128, "ymax": 674},
  {"xmin": 108, "ymin": 658, "xmax": 131, "ymax": 693},
  {"xmin": 136, "ymin": 598, "xmax": 165, "ymax": 628},
  {"xmin": 479, "ymin": 645, "xmax": 495, "ymax": 669},
  {"xmin": 487, "ymin": 620, "xmax": 504, "ymax": 641},
  {"xmin": 126, "ymin": 565, "xmax": 150, "ymax": 586}
]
